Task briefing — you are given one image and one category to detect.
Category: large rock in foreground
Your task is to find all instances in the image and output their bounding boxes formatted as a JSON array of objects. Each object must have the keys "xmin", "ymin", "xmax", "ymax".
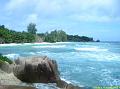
[
  {"xmin": 13, "ymin": 56, "xmax": 60, "ymax": 83},
  {"xmin": 0, "ymin": 61, "xmax": 21, "ymax": 85}
]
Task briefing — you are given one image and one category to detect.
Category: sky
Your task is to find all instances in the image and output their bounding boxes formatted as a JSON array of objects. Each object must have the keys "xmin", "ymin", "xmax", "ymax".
[{"xmin": 0, "ymin": 0, "xmax": 120, "ymax": 41}]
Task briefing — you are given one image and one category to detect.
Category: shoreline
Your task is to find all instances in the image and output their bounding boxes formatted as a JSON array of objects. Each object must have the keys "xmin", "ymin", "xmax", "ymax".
[
  {"xmin": 0, "ymin": 42, "xmax": 50, "ymax": 47},
  {"xmin": 0, "ymin": 42, "xmax": 71, "ymax": 47},
  {"xmin": 0, "ymin": 41, "xmax": 101, "ymax": 47}
]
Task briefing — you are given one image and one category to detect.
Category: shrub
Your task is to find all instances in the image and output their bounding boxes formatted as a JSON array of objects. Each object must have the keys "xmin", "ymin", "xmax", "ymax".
[{"xmin": 0, "ymin": 54, "xmax": 13, "ymax": 64}]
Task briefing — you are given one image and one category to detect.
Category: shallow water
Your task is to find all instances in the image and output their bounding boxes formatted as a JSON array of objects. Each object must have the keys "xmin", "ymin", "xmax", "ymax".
[{"xmin": 0, "ymin": 42, "xmax": 120, "ymax": 87}]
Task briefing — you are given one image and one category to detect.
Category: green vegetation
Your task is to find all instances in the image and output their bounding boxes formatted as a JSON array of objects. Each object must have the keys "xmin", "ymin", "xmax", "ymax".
[
  {"xmin": 38, "ymin": 30, "xmax": 94, "ymax": 42},
  {"xmin": 0, "ymin": 54, "xmax": 13, "ymax": 64},
  {"xmin": 44, "ymin": 30, "xmax": 67, "ymax": 43},
  {"xmin": 27, "ymin": 23, "xmax": 37, "ymax": 34},
  {"xmin": 0, "ymin": 25, "xmax": 35, "ymax": 43},
  {"xmin": 0, "ymin": 24, "xmax": 95, "ymax": 43},
  {"xmin": 96, "ymin": 39, "xmax": 100, "ymax": 42},
  {"xmin": 67, "ymin": 35, "xmax": 94, "ymax": 42}
]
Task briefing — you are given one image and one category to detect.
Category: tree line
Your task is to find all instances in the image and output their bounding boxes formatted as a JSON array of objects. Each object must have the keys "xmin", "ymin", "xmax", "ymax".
[
  {"xmin": 67, "ymin": 35, "xmax": 93, "ymax": 42},
  {"xmin": 41, "ymin": 30, "xmax": 67, "ymax": 43},
  {"xmin": 0, "ymin": 23, "xmax": 95, "ymax": 43},
  {"xmin": 0, "ymin": 25, "xmax": 35, "ymax": 43}
]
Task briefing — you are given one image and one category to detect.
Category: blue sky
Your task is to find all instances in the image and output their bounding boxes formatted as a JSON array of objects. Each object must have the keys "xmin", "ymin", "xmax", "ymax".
[{"xmin": 0, "ymin": 0, "xmax": 120, "ymax": 41}]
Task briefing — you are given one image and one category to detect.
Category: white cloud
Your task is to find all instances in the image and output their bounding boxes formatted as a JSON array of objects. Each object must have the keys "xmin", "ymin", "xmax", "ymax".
[
  {"xmin": 35, "ymin": 0, "xmax": 62, "ymax": 15},
  {"xmin": 62, "ymin": 0, "xmax": 115, "ymax": 13},
  {"xmin": 6, "ymin": 0, "xmax": 28, "ymax": 11},
  {"xmin": 69, "ymin": 14, "xmax": 120, "ymax": 22},
  {"xmin": 26, "ymin": 14, "xmax": 38, "ymax": 23},
  {"xmin": 5, "ymin": 0, "xmax": 120, "ymax": 22},
  {"xmin": 65, "ymin": 0, "xmax": 119, "ymax": 22}
]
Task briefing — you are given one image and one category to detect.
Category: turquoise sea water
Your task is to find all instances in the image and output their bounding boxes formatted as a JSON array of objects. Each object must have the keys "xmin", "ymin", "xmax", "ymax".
[{"xmin": 0, "ymin": 42, "xmax": 120, "ymax": 88}]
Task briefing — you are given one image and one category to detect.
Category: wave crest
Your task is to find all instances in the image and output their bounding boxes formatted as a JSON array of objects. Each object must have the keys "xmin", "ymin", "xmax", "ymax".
[
  {"xmin": 32, "ymin": 45, "xmax": 66, "ymax": 48},
  {"xmin": 4, "ymin": 53, "xmax": 20, "ymax": 59},
  {"xmin": 74, "ymin": 47, "xmax": 108, "ymax": 52}
]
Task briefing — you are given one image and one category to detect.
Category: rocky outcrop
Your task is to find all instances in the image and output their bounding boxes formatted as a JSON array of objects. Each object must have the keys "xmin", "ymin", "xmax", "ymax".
[
  {"xmin": 0, "ymin": 85, "xmax": 36, "ymax": 89},
  {"xmin": 0, "ymin": 61, "xmax": 13, "ymax": 73},
  {"xmin": 0, "ymin": 69, "xmax": 21, "ymax": 85},
  {"xmin": 13, "ymin": 56, "xmax": 60, "ymax": 83},
  {"xmin": 0, "ymin": 60, "xmax": 22, "ymax": 85},
  {"xmin": 57, "ymin": 80, "xmax": 81, "ymax": 89}
]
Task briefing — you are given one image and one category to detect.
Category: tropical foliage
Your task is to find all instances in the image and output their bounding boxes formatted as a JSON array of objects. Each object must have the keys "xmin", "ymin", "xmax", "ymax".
[
  {"xmin": 44, "ymin": 30, "xmax": 67, "ymax": 42},
  {"xmin": 0, "ymin": 24, "xmax": 94, "ymax": 43},
  {"xmin": 27, "ymin": 23, "xmax": 37, "ymax": 34},
  {"xmin": 67, "ymin": 35, "xmax": 94, "ymax": 42},
  {"xmin": 0, "ymin": 25, "xmax": 35, "ymax": 43},
  {"xmin": 0, "ymin": 54, "xmax": 13, "ymax": 64}
]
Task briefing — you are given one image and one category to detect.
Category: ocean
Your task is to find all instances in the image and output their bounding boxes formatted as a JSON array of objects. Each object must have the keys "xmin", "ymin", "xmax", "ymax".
[{"xmin": 0, "ymin": 42, "xmax": 120, "ymax": 88}]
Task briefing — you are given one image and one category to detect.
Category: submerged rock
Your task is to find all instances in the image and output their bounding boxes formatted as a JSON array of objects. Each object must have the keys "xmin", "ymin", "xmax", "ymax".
[
  {"xmin": 13, "ymin": 56, "xmax": 60, "ymax": 83},
  {"xmin": 57, "ymin": 80, "xmax": 81, "ymax": 89}
]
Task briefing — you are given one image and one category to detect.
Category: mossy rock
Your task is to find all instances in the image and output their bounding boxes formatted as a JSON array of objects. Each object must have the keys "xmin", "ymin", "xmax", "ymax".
[
  {"xmin": 0, "ymin": 59, "xmax": 5, "ymax": 68},
  {"xmin": 0, "ymin": 54, "xmax": 13, "ymax": 64}
]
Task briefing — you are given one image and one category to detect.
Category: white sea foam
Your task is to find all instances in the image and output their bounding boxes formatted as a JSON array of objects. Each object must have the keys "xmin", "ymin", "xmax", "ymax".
[
  {"xmin": 36, "ymin": 51, "xmax": 48, "ymax": 54},
  {"xmin": 34, "ymin": 83, "xmax": 59, "ymax": 89},
  {"xmin": 100, "ymin": 69, "xmax": 120, "ymax": 86},
  {"xmin": 4, "ymin": 53, "xmax": 20, "ymax": 59},
  {"xmin": 0, "ymin": 43, "xmax": 34, "ymax": 47},
  {"xmin": 79, "ymin": 52, "xmax": 120, "ymax": 61},
  {"xmin": 61, "ymin": 78, "xmax": 71, "ymax": 84},
  {"xmin": 0, "ymin": 42, "xmax": 70, "ymax": 47},
  {"xmin": 36, "ymin": 52, "xmax": 42, "ymax": 54},
  {"xmin": 0, "ymin": 43, "xmax": 22, "ymax": 47},
  {"xmin": 29, "ymin": 52, "xmax": 36, "ymax": 55},
  {"xmin": 33, "ymin": 42, "xmax": 52, "ymax": 45},
  {"xmin": 32, "ymin": 45, "xmax": 66, "ymax": 48},
  {"xmin": 74, "ymin": 47, "xmax": 108, "ymax": 52},
  {"xmin": 55, "ymin": 42, "xmax": 71, "ymax": 44},
  {"xmin": 0, "ymin": 42, "xmax": 52, "ymax": 47}
]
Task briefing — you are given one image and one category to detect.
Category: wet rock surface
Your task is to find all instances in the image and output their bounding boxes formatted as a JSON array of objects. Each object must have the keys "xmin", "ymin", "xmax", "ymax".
[{"xmin": 57, "ymin": 80, "xmax": 81, "ymax": 89}]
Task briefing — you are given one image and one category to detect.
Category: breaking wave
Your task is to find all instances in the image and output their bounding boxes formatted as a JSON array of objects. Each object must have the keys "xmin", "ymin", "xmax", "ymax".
[
  {"xmin": 32, "ymin": 45, "xmax": 66, "ymax": 48},
  {"xmin": 74, "ymin": 47, "xmax": 108, "ymax": 52},
  {"xmin": 0, "ymin": 43, "xmax": 22, "ymax": 47},
  {"xmin": 4, "ymin": 53, "xmax": 20, "ymax": 59}
]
